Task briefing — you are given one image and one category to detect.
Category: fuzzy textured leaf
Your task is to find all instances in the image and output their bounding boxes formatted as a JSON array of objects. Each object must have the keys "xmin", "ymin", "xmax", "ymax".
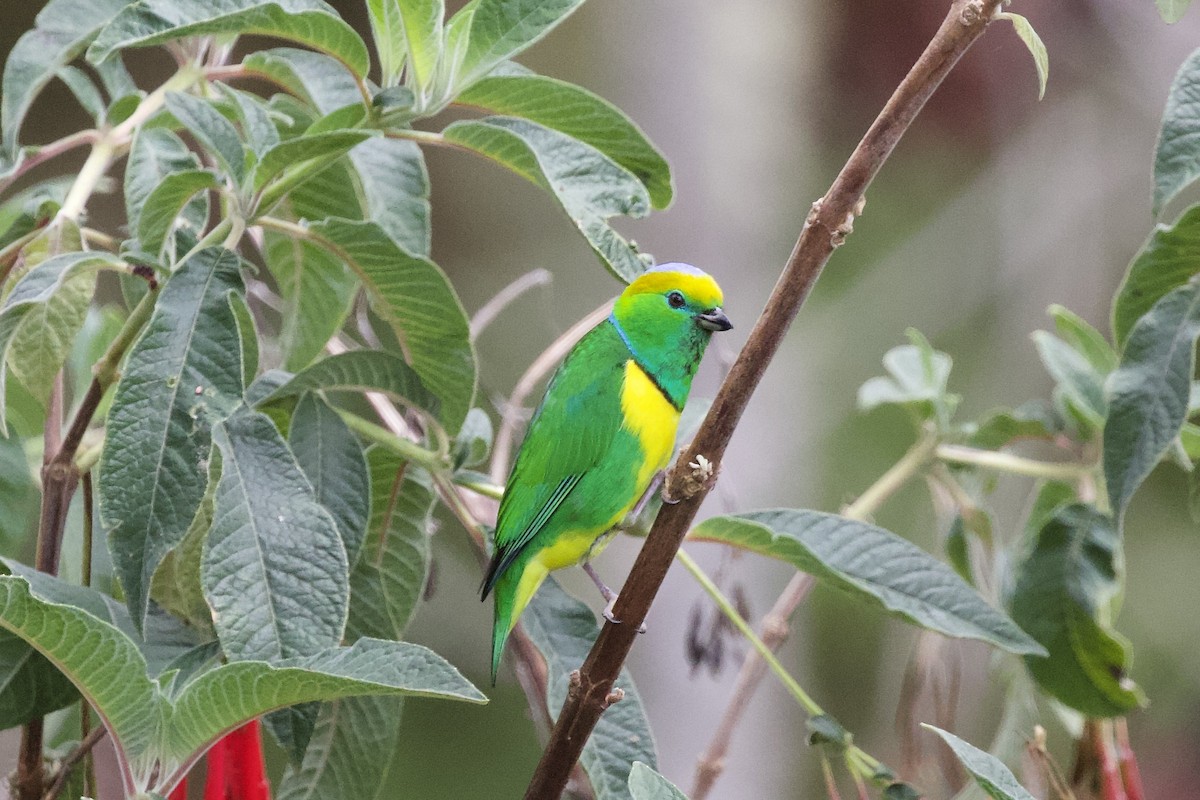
[
  {"xmin": 1032, "ymin": 330, "xmax": 1106, "ymax": 428},
  {"xmin": 252, "ymin": 129, "xmax": 374, "ymax": 191},
  {"xmin": 164, "ymin": 92, "xmax": 247, "ymax": 185},
  {"xmin": 458, "ymin": 67, "xmax": 672, "ymax": 208},
  {"xmin": 202, "ymin": 408, "xmax": 349, "ymax": 662},
  {"xmin": 125, "ymin": 128, "xmax": 208, "ymax": 241},
  {"xmin": 304, "ymin": 218, "xmax": 474, "ymax": 431},
  {"xmin": 1000, "ymin": 14, "xmax": 1048, "ymax": 101},
  {"xmin": 138, "ymin": 170, "xmax": 221, "ymax": 258},
  {"xmin": 523, "ymin": 579, "xmax": 657, "ymax": 800},
  {"xmin": 166, "ymin": 637, "xmax": 485, "ymax": 762},
  {"xmin": 1157, "ymin": 0, "xmax": 1195, "ymax": 23},
  {"xmin": 100, "ymin": 248, "xmax": 246, "ymax": 629},
  {"xmin": 1113, "ymin": 203, "xmax": 1200, "ymax": 346},
  {"xmin": 1, "ymin": 0, "xmax": 128, "ymax": 155},
  {"xmin": 0, "ymin": 251, "xmax": 120, "ymax": 432},
  {"xmin": 443, "ymin": 116, "xmax": 651, "ymax": 282},
  {"xmin": 257, "ymin": 350, "xmax": 439, "ymax": 421},
  {"xmin": 455, "ymin": 0, "xmax": 585, "ymax": 89},
  {"xmin": 628, "ymin": 762, "xmax": 688, "ymax": 800},
  {"xmin": 1104, "ymin": 281, "xmax": 1200, "ymax": 517},
  {"xmin": 289, "ymin": 393, "xmax": 371, "ymax": 565},
  {"xmin": 922, "ymin": 725, "xmax": 1035, "ymax": 800},
  {"xmin": 89, "ymin": 0, "xmax": 370, "ymax": 78},
  {"xmin": 1009, "ymin": 504, "xmax": 1144, "ymax": 717},
  {"xmin": 346, "ymin": 450, "xmax": 434, "ymax": 640},
  {"xmin": 0, "ymin": 577, "xmax": 162, "ymax": 771},
  {"xmin": 1155, "ymin": 48, "xmax": 1200, "ymax": 213},
  {"xmin": 691, "ymin": 510, "xmax": 1045, "ymax": 655}
]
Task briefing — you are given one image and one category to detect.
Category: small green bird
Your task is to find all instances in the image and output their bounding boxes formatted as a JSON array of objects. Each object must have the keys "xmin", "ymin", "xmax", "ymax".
[{"xmin": 482, "ymin": 263, "xmax": 731, "ymax": 682}]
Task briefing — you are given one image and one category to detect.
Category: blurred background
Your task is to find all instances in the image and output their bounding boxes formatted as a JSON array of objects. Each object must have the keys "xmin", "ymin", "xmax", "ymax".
[{"xmin": 2, "ymin": 1, "xmax": 1199, "ymax": 797}]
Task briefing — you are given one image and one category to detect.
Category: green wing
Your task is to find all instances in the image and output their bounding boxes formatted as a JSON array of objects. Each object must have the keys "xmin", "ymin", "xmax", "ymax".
[{"xmin": 482, "ymin": 321, "xmax": 630, "ymax": 595}]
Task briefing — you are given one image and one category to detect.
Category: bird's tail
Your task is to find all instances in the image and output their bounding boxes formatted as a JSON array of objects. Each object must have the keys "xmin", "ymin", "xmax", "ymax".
[{"xmin": 490, "ymin": 560, "xmax": 549, "ymax": 684}]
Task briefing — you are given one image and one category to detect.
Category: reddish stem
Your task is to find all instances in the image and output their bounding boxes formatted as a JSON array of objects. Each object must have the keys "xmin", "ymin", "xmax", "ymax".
[
  {"xmin": 1113, "ymin": 719, "xmax": 1145, "ymax": 800},
  {"xmin": 1089, "ymin": 721, "xmax": 1127, "ymax": 800}
]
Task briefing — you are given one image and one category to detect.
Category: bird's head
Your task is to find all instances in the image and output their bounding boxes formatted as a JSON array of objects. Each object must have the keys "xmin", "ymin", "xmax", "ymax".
[{"xmin": 613, "ymin": 263, "xmax": 732, "ymax": 338}]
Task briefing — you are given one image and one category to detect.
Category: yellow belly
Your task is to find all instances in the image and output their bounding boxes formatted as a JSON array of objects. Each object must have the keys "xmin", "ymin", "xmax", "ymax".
[{"xmin": 509, "ymin": 361, "xmax": 681, "ymax": 630}]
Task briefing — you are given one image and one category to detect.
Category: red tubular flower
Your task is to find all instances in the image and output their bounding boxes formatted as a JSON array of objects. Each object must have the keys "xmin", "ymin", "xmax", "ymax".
[
  {"xmin": 168, "ymin": 778, "xmax": 188, "ymax": 800},
  {"xmin": 203, "ymin": 719, "xmax": 270, "ymax": 800}
]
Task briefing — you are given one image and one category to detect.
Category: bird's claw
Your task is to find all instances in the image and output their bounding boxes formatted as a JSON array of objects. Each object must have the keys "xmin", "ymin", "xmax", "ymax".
[{"xmin": 602, "ymin": 596, "xmax": 647, "ymax": 634}]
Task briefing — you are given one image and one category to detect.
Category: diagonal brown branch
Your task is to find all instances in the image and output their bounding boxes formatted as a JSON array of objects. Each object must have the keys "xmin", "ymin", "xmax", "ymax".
[{"xmin": 522, "ymin": 2, "xmax": 1007, "ymax": 796}]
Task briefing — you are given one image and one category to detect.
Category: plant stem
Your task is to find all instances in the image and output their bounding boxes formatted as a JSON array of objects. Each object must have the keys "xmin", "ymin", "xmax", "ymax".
[
  {"xmin": 338, "ymin": 411, "xmax": 449, "ymax": 473},
  {"xmin": 0, "ymin": 129, "xmax": 99, "ymax": 196},
  {"xmin": 692, "ymin": 433, "xmax": 935, "ymax": 798},
  {"xmin": 41, "ymin": 726, "xmax": 106, "ymax": 800},
  {"xmin": 935, "ymin": 444, "xmax": 1093, "ymax": 481},
  {"xmin": 676, "ymin": 550, "xmax": 822, "ymax": 716},
  {"xmin": 523, "ymin": 2, "xmax": 1009, "ymax": 796}
]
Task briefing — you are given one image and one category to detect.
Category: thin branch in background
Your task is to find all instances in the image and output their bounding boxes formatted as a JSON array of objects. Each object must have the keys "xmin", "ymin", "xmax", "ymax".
[
  {"xmin": 0, "ymin": 129, "xmax": 99, "ymax": 196},
  {"xmin": 691, "ymin": 434, "xmax": 935, "ymax": 798},
  {"xmin": 490, "ymin": 299, "xmax": 614, "ymax": 483},
  {"xmin": 469, "ymin": 268, "xmax": 553, "ymax": 340},
  {"xmin": 41, "ymin": 726, "xmax": 106, "ymax": 800}
]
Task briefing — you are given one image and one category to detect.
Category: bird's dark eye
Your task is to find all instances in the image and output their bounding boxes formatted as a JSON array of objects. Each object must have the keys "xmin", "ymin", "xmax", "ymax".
[{"xmin": 667, "ymin": 291, "xmax": 686, "ymax": 309}]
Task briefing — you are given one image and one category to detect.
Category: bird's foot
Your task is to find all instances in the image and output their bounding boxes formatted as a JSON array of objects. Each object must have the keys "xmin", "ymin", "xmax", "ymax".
[{"xmin": 602, "ymin": 595, "xmax": 647, "ymax": 634}]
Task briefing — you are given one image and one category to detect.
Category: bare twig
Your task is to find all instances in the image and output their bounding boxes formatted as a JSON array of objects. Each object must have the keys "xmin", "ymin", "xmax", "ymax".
[
  {"xmin": 469, "ymin": 268, "xmax": 552, "ymax": 339},
  {"xmin": 490, "ymin": 300, "xmax": 614, "ymax": 483},
  {"xmin": 0, "ymin": 130, "xmax": 100, "ymax": 196},
  {"xmin": 691, "ymin": 434, "xmax": 936, "ymax": 798},
  {"xmin": 523, "ymin": 2, "xmax": 1008, "ymax": 796},
  {"xmin": 41, "ymin": 726, "xmax": 106, "ymax": 800}
]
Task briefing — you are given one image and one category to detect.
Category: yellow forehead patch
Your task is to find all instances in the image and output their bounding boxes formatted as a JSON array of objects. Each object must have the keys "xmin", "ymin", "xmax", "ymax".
[{"xmin": 624, "ymin": 269, "xmax": 724, "ymax": 309}]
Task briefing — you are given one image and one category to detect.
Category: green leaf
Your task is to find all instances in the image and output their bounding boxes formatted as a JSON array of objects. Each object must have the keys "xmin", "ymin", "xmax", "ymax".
[
  {"xmin": 628, "ymin": 762, "xmax": 687, "ymax": 800},
  {"xmin": 0, "ymin": 625, "xmax": 79, "ymax": 729},
  {"xmin": 89, "ymin": 0, "xmax": 371, "ymax": 79},
  {"xmin": 100, "ymin": 248, "xmax": 246, "ymax": 629},
  {"xmin": 998, "ymin": 13, "xmax": 1048, "ymax": 101},
  {"xmin": 228, "ymin": 291, "xmax": 259, "ymax": 388},
  {"xmin": 1049, "ymin": 305, "xmax": 1117, "ymax": 374},
  {"xmin": 348, "ymin": 139, "xmax": 432, "ymax": 255},
  {"xmin": 262, "ymin": 231, "xmax": 357, "ymax": 371},
  {"xmin": 443, "ymin": 117, "xmax": 651, "ymax": 282},
  {"xmin": 691, "ymin": 510, "xmax": 1045, "ymax": 655},
  {"xmin": 241, "ymin": 49, "xmax": 433, "ymax": 253},
  {"xmin": 458, "ymin": 68, "xmax": 671, "ymax": 209},
  {"xmin": 304, "ymin": 218, "xmax": 474, "ymax": 432},
  {"xmin": 523, "ymin": 579, "xmax": 657, "ymax": 800},
  {"xmin": 454, "ymin": 0, "xmax": 585, "ymax": 90},
  {"xmin": 453, "ymin": 407, "xmax": 493, "ymax": 469},
  {"xmin": 125, "ymin": 128, "xmax": 208, "ymax": 242},
  {"xmin": 137, "ymin": 170, "xmax": 221, "ymax": 258},
  {"xmin": 0, "ymin": 251, "xmax": 120, "ymax": 433},
  {"xmin": 346, "ymin": 450, "xmax": 434, "ymax": 640},
  {"xmin": 0, "ymin": 0, "xmax": 129, "ymax": 155},
  {"xmin": 202, "ymin": 408, "xmax": 349, "ymax": 662},
  {"xmin": 1157, "ymin": 0, "xmax": 1195, "ymax": 23},
  {"xmin": 290, "ymin": 393, "xmax": 371, "ymax": 565},
  {"xmin": 243, "ymin": 47, "xmax": 362, "ymax": 114},
  {"xmin": 275, "ymin": 695, "xmax": 406, "ymax": 800},
  {"xmin": 857, "ymin": 332, "xmax": 958, "ymax": 428},
  {"xmin": 967, "ymin": 401, "xmax": 1062, "ymax": 450},
  {"xmin": 7, "ymin": 261, "xmax": 97, "ymax": 409},
  {"xmin": 150, "ymin": 457, "xmax": 218, "ymax": 634},
  {"xmin": 216, "ymin": 84, "xmax": 281, "ymax": 158},
  {"xmin": 252, "ymin": 129, "xmax": 374, "ymax": 192},
  {"xmin": 164, "ymin": 92, "xmax": 247, "ymax": 185},
  {"xmin": 166, "ymin": 637, "xmax": 484, "ymax": 761},
  {"xmin": 1032, "ymin": 330, "xmax": 1106, "ymax": 429},
  {"xmin": 1155, "ymin": 48, "xmax": 1200, "ymax": 214},
  {"xmin": 1009, "ymin": 504, "xmax": 1144, "ymax": 717},
  {"xmin": 57, "ymin": 65, "xmax": 106, "ymax": 124},
  {"xmin": 1103, "ymin": 280, "xmax": 1200, "ymax": 517},
  {"xmin": 257, "ymin": 350, "xmax": 440, "ymax": 421},
  {"xmin": 391, "ymin": 0, "xmax": 444, "ymax": 100},
  {"xmin": 1113, "ymin": 203, "xmax": 1200, "ymax": 347},
  {"xmin": 367, "ymin": 0, "xmax": 408, "ymax": 86},
  {"xmin": 921, "ymin": 725, "xmax": 1035, "ymax": 800},
  {"xmin": 0, "ymin": 577, "xmax": 162, "ymax": 774}
]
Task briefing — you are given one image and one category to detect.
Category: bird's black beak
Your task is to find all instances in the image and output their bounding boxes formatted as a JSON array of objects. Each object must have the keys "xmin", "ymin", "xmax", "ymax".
[{"xmin": 695, "ymin": 307, "xmax": 732, "ymax": 332}]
